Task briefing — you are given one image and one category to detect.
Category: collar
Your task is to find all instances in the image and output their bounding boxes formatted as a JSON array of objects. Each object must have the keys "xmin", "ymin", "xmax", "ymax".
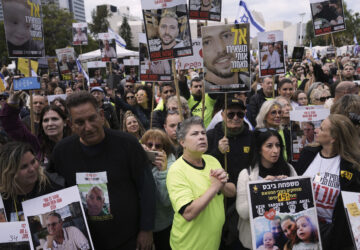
[{"xmin": 52, "ymin": 228, "xmax": 68, "ymax": 247}]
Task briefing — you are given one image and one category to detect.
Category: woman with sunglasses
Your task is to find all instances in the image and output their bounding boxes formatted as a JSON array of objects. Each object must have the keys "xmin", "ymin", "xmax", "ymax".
[
  {"xmin": 296, "ymin": 114, "xmax": 360, "ymax": 250},
  {"xmin": 140, "ymin": 129, "xmax": 176, "ymax": 250},
  {"xmin": 123, "ymin": 110, "xmax": 145, "ymax": 140},
  {"xmin": 256, "ymin": 100, "xmax": 291, "ymax": 162},
  {"xmin": 236, "ymin": 129, "xmax": 297, "ymax": 249},
  {"xmin": 0, "ymin": 142, "xmax": 61, "ymax": 222},
  {"xmin": 309, "ymin": 88, "xmax": 331, "ymax": 106},
  {"xmin": 166, "ymin": 117, "xmax": 235, "ymax": 250}
]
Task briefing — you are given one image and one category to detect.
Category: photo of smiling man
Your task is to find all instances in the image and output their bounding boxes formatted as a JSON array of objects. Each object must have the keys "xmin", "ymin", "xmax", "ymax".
[
  {"xmin": 201, "ymin": 23, "xmax": 251, "ymax": 93},
  {"xmin": 189, "ymin": 0, "xmax": 221, "ymax": 21}
]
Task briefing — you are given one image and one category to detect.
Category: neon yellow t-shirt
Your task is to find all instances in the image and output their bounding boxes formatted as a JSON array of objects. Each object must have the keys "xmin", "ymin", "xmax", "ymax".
[
  {"xmin": 166, "ymin": 154, "xmax": 225, "ymax": 250},
  {"xmin": 278, "ymin": 129, "xmax": 288, "ymax": 162},
  {"xmin": 188, "ymin": 94, "xmax": 216, "ymax": 128}
]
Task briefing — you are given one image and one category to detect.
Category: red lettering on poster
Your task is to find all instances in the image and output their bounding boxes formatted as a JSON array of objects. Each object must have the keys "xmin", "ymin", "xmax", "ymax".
[
  {"xmin": 162, "ymin": 50, "xmax": 173, "ymax": 57},
  {"xmin": 199, "ymin": 11, "xmax": 209, "ymax": 18},
  {"xmin": 42, "ymin": 194, "xmax": 63, "ymax": 209},
  {"xmin": 189, "ymin": 10, "xmax": 199, "ymax": 18}
]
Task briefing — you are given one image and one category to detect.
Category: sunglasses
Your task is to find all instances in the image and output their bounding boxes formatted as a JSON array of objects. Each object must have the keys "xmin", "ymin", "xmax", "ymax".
[
  {"xmin": 125, "ymin": 85, "xmax": 133, "ymax": 89},
  {"xmin": 256, "ymin": 127, "xmax": 277, "ymax": 133},
  {"xmin": 227, "ymin": 111, "xmax": 245, "ymax": 119},
  {"xmin": 270, "ymin": 110, "xmax": 283, "ymax": 116},
  {"xmin": 126, "ymin": 96, "xmax": 135, "ymax": 100},
  {"xmin": 146, "ymin": 142, "xmax": 163, "ymax": 150},
  {"xmin": 163, "ymin": 90, "xmax": 175, "ymax": 94},
  {"xmin": 317, "ymin": 96, "xmax": 331, "ymax": 102}
]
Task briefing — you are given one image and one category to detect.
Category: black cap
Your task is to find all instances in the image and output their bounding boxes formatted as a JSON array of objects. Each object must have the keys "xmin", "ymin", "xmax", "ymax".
[{"xmin": 225, "ymin": 98, "xmax": 246, "ymax": 110}]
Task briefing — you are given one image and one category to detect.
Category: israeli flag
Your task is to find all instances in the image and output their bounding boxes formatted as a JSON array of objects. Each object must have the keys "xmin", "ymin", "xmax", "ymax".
[
  {"xmin": 108, "ymin": 28, "xmax": 127, "ymax": 48},
  {"xmin": 76, "ymin": 58, "xmax": 90, "ymax": 87},
  {"xmin": 354, "ymin": 34, "xmax": 358, "ymax": 45},
  {"xmin": 235, "ymin": 0, "xmax": 265, "ymax": 34}
]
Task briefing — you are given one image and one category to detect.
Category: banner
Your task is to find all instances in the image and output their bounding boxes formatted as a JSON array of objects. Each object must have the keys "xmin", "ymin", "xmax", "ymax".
[
  {"xmin": 17, "ymin": 58, "xmax": 38, "ymax": 77},
  {"xmin": 22, "ymin": 186, "xmax": 94, "ymax": 250},
  {"xmin": 2, "ymin": 0, "xmax": 45, "ymax": 58},
  {"xmin": 342, "ymin": 191, "xmax": 360, "ymax": 249},
  {"xmin": 202, "ymin": 23, "xmax": 251, "ymax": 93},
  {"xmin": 73, "ymin": 22, "xmax": 88, "ymax": 45},
  {"xmin": 139, "ymin": 33, "xmax": 173, "ymax": 81},
  {"xmin": 141, "ymin": 0, "xmax": 193, "ymax": 61},
  {"xmin": 98, "ymin": 33, "xmax": 117, "ymax": 61},
  {"xmin": 258, "ymin": 30, "xmax": 285, "ymax": 77},
  {"xmin": 13, "ymin": 77, "xmax": 41, "ymax": 90},
  {"xmin": 290, "ymin": 107, "xmax": 329, "ymax": 161},
  {"xmin": 0, "ymin": 222, "xmax": 30, "ymax": 249},
  {"xmin": 248, "ymin": 177, "xmax": 322, "ymax": 250},
  {"xmin": 55, "ymin": 47, "xmax": 77, "ymax": 80},
  {"xmin": 177, "ymin": 38, "xmax": 203, "ymax": 70},
  {"xmin": 189, "ymin": 0, "xmax": 221, "ymax": 21},
  {"xmin": 310, "ymin": 0, "xmax": 346, "ymax": 36}
]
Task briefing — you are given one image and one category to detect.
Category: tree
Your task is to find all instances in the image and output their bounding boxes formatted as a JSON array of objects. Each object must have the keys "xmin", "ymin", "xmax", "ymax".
[
  {"xmin": 119, "ymin": 17, "xmax": 133, "ymax": 49},
  {"xmin": 88, "ymin": 5, "xmax": 112, "ymax": 36}
]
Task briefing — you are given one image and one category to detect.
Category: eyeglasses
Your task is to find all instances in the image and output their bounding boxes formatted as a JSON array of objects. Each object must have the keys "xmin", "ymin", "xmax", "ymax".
[
  {"xmin": 163, "ymin": 90, "xmax": 175, "ymax": 94},
  {"xmin": 146, "ymin": 142, "xmax": 163, "ymax": 150},
  {"xmin": 125, "ymin": 85, "xmax": 133, "ymax": 89},
  {"xmin": 47, "ymin": 222, "xmax": 59, "ymax": 228},
  {"xmin": 269, "ymin": 110, "xmax": 283, "ymax": 116},
  {"xmin": 317, "ymin": 96, "xmax": 331, "ymax": 102},
  {"xmin": 126, "ymin": 95, "xmax": 135, "ymax": 100},
  {"xmin": 227, "ymin": 111, "xmax": 245, "ymax": 119}
]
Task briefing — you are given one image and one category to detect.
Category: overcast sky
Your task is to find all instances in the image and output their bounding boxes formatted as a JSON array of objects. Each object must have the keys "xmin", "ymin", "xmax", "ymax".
[{"xmin": 85, "ymin": 0, "xmax": 360, "ymax": 25}]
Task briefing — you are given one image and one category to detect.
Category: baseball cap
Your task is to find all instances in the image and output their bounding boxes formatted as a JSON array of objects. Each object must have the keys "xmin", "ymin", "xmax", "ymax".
[
  {"xmin": 225, "ymin": 98, "xmax": 246, "ymax": 110},
  {"xmin": 90, "ymin": 87, "xmax": 104, "ymax": 93}
]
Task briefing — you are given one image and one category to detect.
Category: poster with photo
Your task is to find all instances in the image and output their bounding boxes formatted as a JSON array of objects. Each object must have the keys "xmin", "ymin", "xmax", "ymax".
[
  {"xmin": 284, "ymin": 42, "xmax": 289, "ymax": 61},
  {"xmin": 55, "ymin": 47, "xmax": 77, "ymax": 80},
  {"xmin": 310, "ymin": 0, "xmax": 346, "ymax": 36},
  {"xmin": 189, "ymin": 0, "xmax": 221, "ymax": 21},
  {"xmin": 98, "ymin": 33, "xmax": 117, "ymax": 61},
  {"xmin": 177, "ymin": 38, "xmax": 203, "ymax": 70},
  {"xmin": 202, "ymin": 23, "xmax": 251, "ymax": 93},
  {"xmin": 22, "ymin": 186, "xmax": 94, "ymax": 250},
  {"xmin": 2, "ymin": 0, "xmax": 45, "ymax": 58},
  {"xmin": 258, "ymin": 30, "xmax": 285, "ymax": 77},
  {"xmin": 141, "ymin": 0, "xmax": 193, "ymax": 61},
  {"xmin": 0, "ymin": 222, "xmax": 30, "ymax": 249},
  {"xmin": 0, "ymin": 197, "xmax": 6, "ymax": 222},
  {"xmin": 248, "ymin": 177, "xmax": 322, "ymax": 250},
  {"xmin": 73, "ymin": 22, "xmax": 88, "ymax": 45},
  {"xmin": 139, "ymin": 33, "xmax": 173, "ymax": 81},
  {"xmin": 76, "ymin": 172, "xmax": 112, "ymax": 221},
  {"xmin": 292, "ymin": 47, "xmax": 305, "ymax": 62},
  {"xmin": 47, "ymin": 57, "xmax": 59, "ymax": 76},
  {"xmin": 290, "ymin": 107, "xmax": 329, "ymax": 161},
  {"xmin": 342, "ymin": 191, "xmax": 360, "ymax": 249},
  {"xmin": 87, "ymin": 61, "xmax": 107, "ymax": 87}
]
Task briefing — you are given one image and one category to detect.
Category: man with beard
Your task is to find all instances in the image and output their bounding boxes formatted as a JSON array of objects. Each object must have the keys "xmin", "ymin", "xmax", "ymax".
[
  {"xmin": 157, "ymin": 11, "xmax": 184, "ymax": 50},
  {"xmin": 199, "ymin": 0, "xmax": 213, "ymax": 11},
  {"xmin": 202, "ymin": 25, "xmax": 249, "ymax": 89}
]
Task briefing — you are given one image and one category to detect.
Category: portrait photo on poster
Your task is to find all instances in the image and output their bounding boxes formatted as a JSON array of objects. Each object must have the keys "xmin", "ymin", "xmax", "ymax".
[
  {"xmin": 141, "ymin": 0, "xmax": 193, "ymax": 61},
  {"xmin": 201, "ymin": 23, "xmax": 251, "ymax": 93},
  {"xmin": 2, "ymin": 0, "xmax": 45, "ymax": 58},
  {"xmin": 189, "ymin": 0, "xmax": 222, "ymax": 21},
  {"xmin": 55, "ymin": 47, "xmax": 77, "ymax": 78},
  {"xmin": 310, "ymin": 0, "xmax": 346, "ymax": 36},
  {"xmin": 73, "ymin": 22, "xmax": 88, "ymax": 45},
  {"xmin": 98, "ymin": 33, "xmax": 117, "ymax": 61},
  {"xmin": 292, "ymin": 47, "xmax": 305, "ymax": 62},
  {"xmin": 258, "ymin": 30, "xmax": 285, "ymax": 77}
]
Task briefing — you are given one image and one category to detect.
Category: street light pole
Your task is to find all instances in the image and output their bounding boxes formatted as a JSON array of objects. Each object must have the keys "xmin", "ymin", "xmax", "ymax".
[{"xmin": 299, "ymin": 13, "xmax": 306, "ymax": 46}]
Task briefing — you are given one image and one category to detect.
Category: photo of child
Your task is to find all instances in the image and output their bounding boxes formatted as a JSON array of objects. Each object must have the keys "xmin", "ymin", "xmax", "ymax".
[
  {"xmin": 292, "ymin": 216, "xmax": 320, "ymax": 250},
  {"xmin": 257, "ymin": 232, "xmax": 279, "ymax": 250}
]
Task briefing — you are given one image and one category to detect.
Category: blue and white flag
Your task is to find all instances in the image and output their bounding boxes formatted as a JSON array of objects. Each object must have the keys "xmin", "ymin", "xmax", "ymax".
[
  {"xmin": 108, "ymin": 28, "xmax": 127, "ymax": 48},
  {"xmin": 354, "ymin": 34, "xmax": 358, "ymax": 45},
  {"xmin": 235, "ymin": 0, "xmax": 265, "ymax": 35},
  {"xmin": 76, "ymin": 58, "xmax": 90, "ymax": 87},
  {"xmin": 310, "ymin": 41, "xmax": 318, "ymax": 59}
]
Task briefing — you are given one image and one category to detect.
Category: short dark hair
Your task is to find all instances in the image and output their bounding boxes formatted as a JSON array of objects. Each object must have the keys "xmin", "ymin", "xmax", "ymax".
[
  {"xmin": 46, "ymin": 212, "xmax": 62, "ymax": 222},
  {"xmin": 278, "ymin": 78, "xmax": 293, "ymax": 90},
  {"xmin": 190, "ymin": 77, "xmax": 202, "ymax": 87},
  {"xmin": 160, "ymin": 82, "xmax": 175, "ymax": 93},
  {"xmin": 66, "ymin": 91, "xmax": 99, "ymax": 111}
]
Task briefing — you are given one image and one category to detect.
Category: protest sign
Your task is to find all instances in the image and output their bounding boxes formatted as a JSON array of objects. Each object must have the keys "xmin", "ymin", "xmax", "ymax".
[
  {"xmin": 2, "ymin": 0, "xmax": 45, "ymax": 58},
  {"xmin": 0, "ymin": 197, "xmax": 6, "ymax": 222},
  {"xmin": 258, "ymin": 30, "xmax": 285, "ymax": 77},
  {"xmin": 342, "ymin": 191, "xmax": 360, "ymax": 249},
  {"xmin": 55, "ymin": 47, "xmax": 77, "ymax": 80},
  {"xmin": 73, "ymin": 22, "xmax": 88, "ymax": 45},
  {"xmin": 290, "ymin": 107, "xmax": 329, "ymax": 161},
  {"xmin": 0, "ymin": 222, "xmax": 30, "ymax": 249},
  {"xmin": 13, "ymin": 77, "xmax": 40, "ymax": 90},
  {"xmin": 98, "ymin": 33, "xmax": 117, "ymax": 61},
  {"xmin": 22, "ymin": 186, "xmax": 94, "ymax": 250},
  {"xmin": 18, "ymin": 58, "xmax": 38, "ymax": 77},
  {"xmin": 292, "ymin": 47, "xmax": 305, "ymax": 62},
  {"xmin": 124, "ymin": 58, "xmax": 139, "ymax": 66},
  {"xmin": 202, "ymin": 23, "xmax": 251, "ymax": 93},
  {"xmin": 248, "ymin": 177, "xmax": 322, "ymax": 250},
  {"xmin": 47, "ymin": 57, "xmax": 59, "ymax": 76},
  {"xmin": 189, "ymin": 0, "xmax": 221, "ymax": 21},
  {"xmin": 177, "ymin": 38, "xmax": 203, "ymax": 70},
  {"xmin": 310, "ymin": 0, "xmax": 346, "ymax": 36},
  {"xmin": 87, "ymin": 61, "xmax": 107, "ymax": 87},
  {"xmin": 141, "ymin": 0, "xmax": 193, "ymax": 61},
  {"xmin": 47, "ymin": 94, "xmax": 67, "ymax": 105},
  {"xmin": 139, "ymin": 33, "xmax": 173, "ymax": 81}
]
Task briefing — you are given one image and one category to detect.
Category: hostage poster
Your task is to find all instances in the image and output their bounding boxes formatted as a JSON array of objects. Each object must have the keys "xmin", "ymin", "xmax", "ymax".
[
  {"xmin": 258, "ymin": 30, "xmax": 286, "ymax": 77},
  {"xmin": 310, "ymin": 0, "xmax": 346, "ymax": 36},
  {"xmin": 248, "ymin": 177, "xmax": 322, "ymax": 250},
  {"xmin": 177, "ymin": 38, "xmax": 204, "ymax": 70},
  {"xmin": 55, "ymin": 47, "xmax": 77, "ymax": 80},
  {"xmin": 189, "ymin": 0, "xmax": 222, "ymax": 21},
  {"xmin": 2, "ymin": 0, "xmax": 45, "ymax": 58},
  {"xmin": 141, "ymin": 0, "xmax": 193, "ymax": 61},
  {"xmin": 0, "ymin": 222, "xmax": 30, "ymax": 249},
  {"xmin": 290, "ymin": 107, "xmax": 329, "ymax": 161},
  {"xmin": 139, "ymin": 33, "xmax": 173, "ymax": 81},
  {"xmin": 22, "ymin": 186, "xmax": 94, "ymax": 250},
  {"xmin": 73, "ymin": 22, "xmax": 88, "ymax": 45},
  {"xmin": 342, "ymin": 191, "xmax": 360, "ymax": 249},
  {"xmin": 201, "ymin": 23, "xmax": 251, "ymax": 93}
]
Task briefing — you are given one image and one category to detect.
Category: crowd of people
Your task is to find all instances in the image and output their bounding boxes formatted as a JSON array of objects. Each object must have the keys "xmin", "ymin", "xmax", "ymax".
[{"xmin": 0, "ymin": 48, "xmax": 360, "ymax": 250}]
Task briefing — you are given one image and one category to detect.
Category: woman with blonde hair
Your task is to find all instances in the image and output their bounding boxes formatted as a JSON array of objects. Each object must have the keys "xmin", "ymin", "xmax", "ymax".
[
  {"xmin": 297, "ymin": 114, "xmax": 360, "ymax": 250},
  {"xmin": 122, "ymin": 110, "xmax": 145, "ymax": 140},
  {"xmin": 0, "ymin": 142, "xmax": 60, "ymax": 221}
]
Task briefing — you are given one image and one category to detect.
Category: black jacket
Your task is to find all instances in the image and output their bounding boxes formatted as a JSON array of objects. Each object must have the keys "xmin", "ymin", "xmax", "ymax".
[
  {"xmin": 151, "ymin": 109, "xmax": 166, "ymax": 130},
  {"xmin": 296, "ymin": 146, "xmax": 360, "ymax": 250},
  {"xmin": 247, "ymin": 89, "xmax": 267, "ymax": 127}
]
